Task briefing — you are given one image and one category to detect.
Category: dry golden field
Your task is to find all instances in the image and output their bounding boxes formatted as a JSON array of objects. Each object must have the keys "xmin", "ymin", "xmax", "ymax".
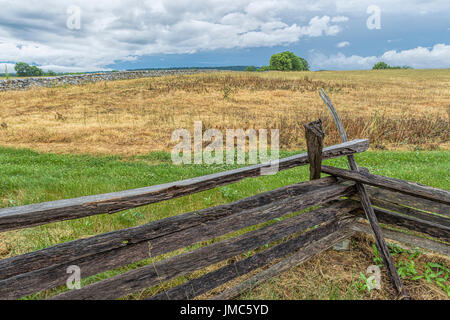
[{"xmin": 0, "ymin": 69, "xmax": 449, "ymax": 155}]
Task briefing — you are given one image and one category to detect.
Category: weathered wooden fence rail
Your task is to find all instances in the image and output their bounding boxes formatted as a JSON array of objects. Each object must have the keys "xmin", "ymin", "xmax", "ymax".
[
  {"xmin": 0, "ymin": 137, "xmax": 448, "ymax": 300},
  {"xmin": 0, "ymin": 139, "xmax": 369, "ymax": 233}
]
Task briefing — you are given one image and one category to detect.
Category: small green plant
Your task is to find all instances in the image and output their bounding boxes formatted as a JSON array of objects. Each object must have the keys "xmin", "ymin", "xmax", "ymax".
[
  {"xmin": 244, "ymin": 250, "xmax": 252, "ymax": 257},
  {"xmin": 388, "ymin": 243, "xmax": 413, "ymax": 256},
  {"xmin": 413, "ymin": 262, "xmax": 450, "ymax": 297},
  {"xmin": 355, "ymin": 272, "xmax": 376, "ymax": 294},
  {"xmin": 396, "ymin": 260, "xmax": 418, "ymax": 279},
  {"xmin": 387, "ymin": 243, "xmax": 449, "ymax": 297},
  {"xmin": 408, "ymin": 248, "xmax": 422, "ymax": 260},
  {"xmin": 372, "ymin": 244, "xmax": 383, "ymax": 267}
]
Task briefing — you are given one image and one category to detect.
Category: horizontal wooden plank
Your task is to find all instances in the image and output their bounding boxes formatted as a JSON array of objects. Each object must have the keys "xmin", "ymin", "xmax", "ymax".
[
  {"xmin": 211, "ymin": 224, "xmax": 357, "ymax": 300},
  {"xmin": 0, "ymin": 139, "xmax": 369, "ymax": 233},
  {"xmin": 351, "ymin": 222, "xmax": 450, "ymax": 256},
  {"xmin": 0, "ymin": 178, "xmax": 350, "ymax": 283},
  {"xmin": 353, "ymin": 205, "xmax": 450, "ymax": 242},
  {"xmin": 149, "ymin": 215, "xmax": 355, "ymax": 300},
  {"xmin": 366, "ymin": 186, "xmax": 450, "ymax": 217},
  {"xmin": 366, "ymin": 195, "xmax": 450, "ymax": 227},
  {"xmin": 50, "ymin": 202, "xmax": 357, "ymax": 300},
  {"xmin": 322, "ymin": 165, "xmax": 450, "ymax": 205},
  {"xmin": 0, "ymin": 183, "xmax": 357, "ymax": 299}
]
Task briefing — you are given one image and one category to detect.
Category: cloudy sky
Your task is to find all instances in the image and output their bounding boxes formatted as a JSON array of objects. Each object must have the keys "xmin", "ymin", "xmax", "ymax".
[{"xmin": 0, "ymin": 0, "xmax": 449, "ymax": 72}]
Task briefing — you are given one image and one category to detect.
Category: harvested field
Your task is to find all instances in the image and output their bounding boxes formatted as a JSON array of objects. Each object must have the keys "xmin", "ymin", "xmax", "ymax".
[{"xmin": 0, "ymin": 69, "xmax": 448, "ymax": 155}]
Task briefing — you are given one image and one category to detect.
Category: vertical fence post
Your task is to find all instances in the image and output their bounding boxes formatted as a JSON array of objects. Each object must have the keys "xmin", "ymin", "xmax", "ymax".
[
  {"xmin": 318, "ymin": 88, "xmax": 408, "ymax": 299},
  {"xmin": 304, "ymin": 119, "xmax": 350, "ymax": 252},
  {"xmin": 304, "ymin": 119, "xmax": 324, "ymax": 181}
]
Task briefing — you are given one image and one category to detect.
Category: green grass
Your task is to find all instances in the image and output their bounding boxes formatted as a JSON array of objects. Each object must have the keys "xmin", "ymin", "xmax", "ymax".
[
  {"xmin": 1, "ymin": 147, "xmax": 449, "ymax": 253},
  {"xmin": 0, "ymin": 147, "xmax": 448, "ymax": 299},
  {"xmin": 2, "ymin": 148, "xmax": 448, "ymax": 204}
]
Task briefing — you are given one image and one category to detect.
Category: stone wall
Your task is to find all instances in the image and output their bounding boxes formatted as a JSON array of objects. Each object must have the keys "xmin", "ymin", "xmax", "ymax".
[{"xmin": 0, "ymin": 69, "xmax": 219, "ymax": 91}]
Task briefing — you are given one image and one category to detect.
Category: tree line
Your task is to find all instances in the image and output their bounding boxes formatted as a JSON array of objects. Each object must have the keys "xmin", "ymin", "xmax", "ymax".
[
  {"xmin": 13, "ymin": 62, "xmax": 57, "ymax": 77},
  {"xmin": 244, "ymin": 51, "xmax": 413, "ymax": 72},
  {"xmin": 372, "ymin": 61, "xmax": 412, "ymax": 70},
  {"xmin": 2, "ymin": 58, "xmax": 414, "ymax": 79}
]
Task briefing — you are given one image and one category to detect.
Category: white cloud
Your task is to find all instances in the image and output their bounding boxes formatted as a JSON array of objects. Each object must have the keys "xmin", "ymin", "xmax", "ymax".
[
  {"xmin": 381, "ymin": 44, "xmax": 450, "ymax": 68},
  {"xmin": 312, "ymin": 52, "xmax": 378, "ymax": 70},
  {"xmin": 300, "ymin": 16, "xmax": 346, "ymax": 37},
  {"xmin": 0, "ymin": 1, "xmax": 448, "ymax": 72},
  {"xmin": 0, "ymin": 1, "xmax": 349, "ymax": 71},
  {"xmin": 337, "ymin": 41, "xmax": 350, "ymax": 48},
  {"xmin": 331, "ymin": 16, "xmax": 349, "ymax": 23},
  {"xmin": 311, "ymin": 43, "xmax": 450, "ymax": 70}
]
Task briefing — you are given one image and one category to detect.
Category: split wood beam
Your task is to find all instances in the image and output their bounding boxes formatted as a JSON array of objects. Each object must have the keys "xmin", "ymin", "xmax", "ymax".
[
  {"xmin": 304, "ymin": 119, "xmax": 325, "ymax": 180},
  {"xmin": 319, "ymin": 88, "xmax": 408, "ymax": 299}
]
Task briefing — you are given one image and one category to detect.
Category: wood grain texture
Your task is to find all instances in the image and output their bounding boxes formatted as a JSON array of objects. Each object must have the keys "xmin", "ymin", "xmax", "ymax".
[
  {"xmin": 355, "ymin": 182, "xmax": 408, "ymax": 298},
  {"xmin": 351, "ymin": 222, "xmax": 450, "ymax": 256},
  {"xmin": 322, "ymin": 165, "xmax": 450, "ymax": 205},
  {"xmin": 319, "ymin": 89, "xmax": 349, "ymax": 142},
  {"xmin": 318, "ymin": 89, "xmax": 408, "ymax": 299},
  {"xmin": 0, "ymin": 177, "xmax": 348, "ymax": 282},
  {"xmin": 149, "ymin": 213, "xmax": 355, "ymax": 300},
  {"xmin": 50, "ymin": 201, "xmax": 357, "ymax": 300},
  {"xmin": 0, "ymin": 139, "xmax": 369, "ymax": 233},
  {"xmin": 211, "ymin": 224, "xmax": 357, "ymax": 300},
  {"xmin": 0, "ymin": 183, "xmax": 357, "ymax": 299},
  {"xmin": 367, "ymin": 196, "xmax": 450, "ymax": 227},
  {"xmin": 353, "ymin": 205, "xmax": 450, "ymax": 242},
  {"xmin": 304, "ymin": 119, "xmax": 324, "ymax": 180},
  {"xmin": 366, "ymin": 186, "xmax": 449, "ymax": 217}
]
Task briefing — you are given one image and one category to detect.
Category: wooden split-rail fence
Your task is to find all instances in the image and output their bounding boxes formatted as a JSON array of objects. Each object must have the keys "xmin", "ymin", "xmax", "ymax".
[
  {"xmin": 0, "ymin": 137, "xmax": 448, "ymax": 300},
  {"xmin": 0, "ymin": 91, "xmax": 448, "ymax": 300}
]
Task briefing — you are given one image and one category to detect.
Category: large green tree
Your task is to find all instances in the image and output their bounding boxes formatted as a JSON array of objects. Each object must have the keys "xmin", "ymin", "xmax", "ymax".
[
  {"xmin": 29, "ymin": 65, "xmax": 44, "ymax": 76},
  {"xmin": 372, "ymin": 62, "xmax": 390, "ymax": 70},
  {"xmin": 14, "ymin": 62, "xmax": 44, "ymax": 77},
  {"xmin": 269, "ymin": 51, "xmax": 309, "ymax": 71},
  {"xmin": 14, "ymin": 62, "xmax": 31, "ymax": 76}
]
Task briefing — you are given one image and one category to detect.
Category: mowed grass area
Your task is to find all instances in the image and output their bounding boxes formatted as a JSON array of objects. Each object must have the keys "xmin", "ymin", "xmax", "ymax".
[
  {"xmin": 0, "ymin": 69, "xmax": 448, "ymax": 155},
  {"xmin": 0, "ymin": 147, "xmax": 448, "ymax": 300}
]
